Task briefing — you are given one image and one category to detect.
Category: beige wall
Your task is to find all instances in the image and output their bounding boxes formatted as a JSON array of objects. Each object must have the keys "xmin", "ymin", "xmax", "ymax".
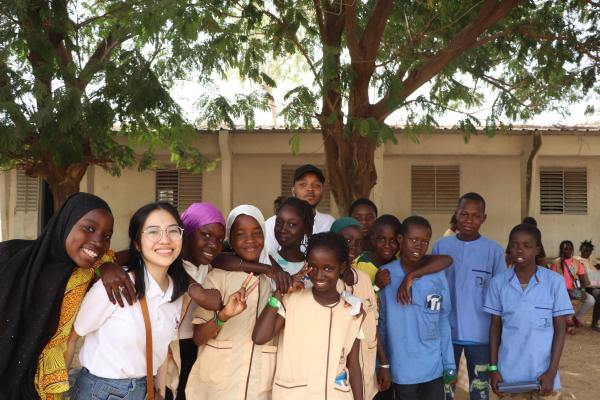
[{"xmin": 4, "ymin": 130, "xmax": 600, "ymax": 261}]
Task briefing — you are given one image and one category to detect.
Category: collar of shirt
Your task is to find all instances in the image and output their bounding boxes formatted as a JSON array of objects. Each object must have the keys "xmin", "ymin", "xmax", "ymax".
[
  {"xmin": 507, "ymin": 267, "xmax": 541, "ymax": 293},
  {"xmin": 145, "ymin": 270, "xmax": 174, "ymax": 304},
  {"xmin": 183, "ymin": 259, "xmax": 210, "ymax": 282}
]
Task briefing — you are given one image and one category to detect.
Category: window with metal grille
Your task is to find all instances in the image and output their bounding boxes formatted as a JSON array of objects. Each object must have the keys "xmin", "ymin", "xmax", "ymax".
[
  {"xmin": 540, "ymin": 168, "xmax": 587, "ymax": 214},
  {"xmin": 281, "ymin": 165, "xmax": 331, "ymax": 213},
  {"xmin": 155, "ymin": 169, "xmax": 203, "ymax": 212},
  {"xmin": 15, "ymin": 167, "xmax": 40, "ymax": 212},
  {"xmin": 411, "ymin": 165, "xmax": 460, "ymax": 213}
]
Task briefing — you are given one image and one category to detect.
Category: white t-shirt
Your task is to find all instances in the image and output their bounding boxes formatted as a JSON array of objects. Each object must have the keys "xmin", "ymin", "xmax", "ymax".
[
  {"xmin": 264, "ymin": 210, "xmax": 335, "ymax": 254},
  {"xmin": 179, "ymin": 260, "xmax": 210, "ymax": 339},
  {"xmin": 74, "ymin": 271, "xmax": 182, "ymax": 379}
]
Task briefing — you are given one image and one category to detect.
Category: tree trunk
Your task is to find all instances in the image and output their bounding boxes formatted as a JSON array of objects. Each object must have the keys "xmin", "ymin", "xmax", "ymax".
[
  {"xmin": 322, "ymin": 123, "xmax": 378, "ymax": 215},
  {"xmin": 26, "ymin": 161, "xmax": 88, "ymax": 211}
]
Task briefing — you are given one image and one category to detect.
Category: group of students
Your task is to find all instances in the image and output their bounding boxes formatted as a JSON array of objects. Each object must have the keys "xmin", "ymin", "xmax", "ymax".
[{"xmin": 0, "ymin": 163, "xmax": 579, "ymax": 400}]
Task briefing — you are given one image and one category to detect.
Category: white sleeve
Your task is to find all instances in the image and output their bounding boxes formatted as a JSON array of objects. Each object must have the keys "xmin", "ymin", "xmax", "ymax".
[
  {"xmin": 264, "ymin": 216, "xmax": 279, "ymax": 254},
  {"xmin": 73, "ymin": 279, "xmax": 118, "ymax": 336}
]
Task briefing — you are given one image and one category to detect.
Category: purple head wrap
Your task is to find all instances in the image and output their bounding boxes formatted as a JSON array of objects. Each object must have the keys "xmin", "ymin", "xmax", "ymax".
[{"xmin": 181, "ymin": 202, "xmax": 226, "ymax": 236}]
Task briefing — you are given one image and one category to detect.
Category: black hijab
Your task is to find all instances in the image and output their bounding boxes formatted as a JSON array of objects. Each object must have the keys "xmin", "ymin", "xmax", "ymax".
[{"xmin": 0, "ymin": 192, "xmax": 112, "ymax": 400}]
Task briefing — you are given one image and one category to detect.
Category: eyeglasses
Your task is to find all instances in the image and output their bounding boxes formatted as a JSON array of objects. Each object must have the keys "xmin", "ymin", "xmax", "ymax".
[{"xmin": 142, "ymin": 226, "xmax": 184, "ymax": 242}]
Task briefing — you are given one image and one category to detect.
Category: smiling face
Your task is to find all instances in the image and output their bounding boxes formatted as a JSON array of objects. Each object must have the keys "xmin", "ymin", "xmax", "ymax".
[
  {"xmin": 339, "ymin": 225, "xmax": 363, "ymax": 261},
  {"xmin": 370, "ymin": 224, "xmax": 399, "ymax": 265},
  {"xmin": 307, "ymin": 246, "xmax": 343, "ymax": 294},
  {"xmin": 65, "ymin": 208, "xmax": 114, "ymax": 268},
  {"xmin": 399, "ymin": 223, "xmax": 431, "ymax": 266},
  {"xmin": 230, "ymin": 215, "xmax": 264, "ymax": 262},
  {"xmin": 291, "ymin": 172, "xmax": 323, "ymax": 207},
  {"xmin": 274, "ymin": 205, "xmax": 306, "ymax": 249},
  {"xmin": 350, "ymin": 204, "xmax": 376, "ymax": 237},
  {"xmin": 187, "ymin": 223, "xmax": 225, "ymax": 266},
  {"xmin": 138, "ymin": 209, "xmax": 183, "ymax": 270},
  {"xmin": 509, "ymin": 231, "xmax": 540, "ymax": 269},
  {"xmin": 455, "ymin": 199, "xmax": 486, "ymax": 240}
]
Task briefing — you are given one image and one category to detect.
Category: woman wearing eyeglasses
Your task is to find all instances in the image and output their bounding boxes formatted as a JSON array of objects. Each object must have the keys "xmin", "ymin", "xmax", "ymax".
[{"xmin": 68, "ymin": 202, "xmax": 189, "ymax": 400}]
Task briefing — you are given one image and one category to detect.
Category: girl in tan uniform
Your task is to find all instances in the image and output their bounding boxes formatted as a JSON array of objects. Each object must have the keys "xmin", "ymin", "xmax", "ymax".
[
  {"xmin": 253, "ymin": 232, "xmax": 364, "ymax": 400},
  {"xmin": 186, "ymin": 205, "xmax": 277, "ymax": 400}
]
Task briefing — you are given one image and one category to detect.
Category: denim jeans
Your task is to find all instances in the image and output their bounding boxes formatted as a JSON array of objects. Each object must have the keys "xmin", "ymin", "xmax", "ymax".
[
  {"xmin": 71, "ymin": 367, "xmax": 148, "ymax": 400},
  {"xmin": 447, "ymin": 344, "xmax": 490, "ymax": 400}
]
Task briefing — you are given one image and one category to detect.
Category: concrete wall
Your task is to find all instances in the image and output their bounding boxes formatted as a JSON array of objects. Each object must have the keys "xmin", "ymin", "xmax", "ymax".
[{"xmin": 4, "ymin": 130, "xmax": 600, "ymax": 258}]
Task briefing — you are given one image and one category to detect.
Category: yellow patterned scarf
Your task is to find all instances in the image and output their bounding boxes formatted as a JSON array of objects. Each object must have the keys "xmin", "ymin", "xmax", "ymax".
[{"xmin": 34, "ymin": 250, "xmax": 115, "ymax": 400}]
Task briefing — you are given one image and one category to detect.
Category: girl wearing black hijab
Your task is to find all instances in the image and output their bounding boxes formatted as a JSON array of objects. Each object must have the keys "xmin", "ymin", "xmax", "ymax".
[{"xmin": 0, "ymin": 192, "xmax": 115, "ymax": 400}]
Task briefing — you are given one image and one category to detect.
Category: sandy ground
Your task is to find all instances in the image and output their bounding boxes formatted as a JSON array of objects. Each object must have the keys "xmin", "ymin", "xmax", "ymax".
[{"xmin": 455, "ymin": 311, "xmax": 600, "ymax": 400}]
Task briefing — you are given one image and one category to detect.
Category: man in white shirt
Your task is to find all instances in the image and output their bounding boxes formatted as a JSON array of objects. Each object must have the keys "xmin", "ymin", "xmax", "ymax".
[{"xmin": 264, "ymin": 164, "xmax": 335, "ymax": 253}]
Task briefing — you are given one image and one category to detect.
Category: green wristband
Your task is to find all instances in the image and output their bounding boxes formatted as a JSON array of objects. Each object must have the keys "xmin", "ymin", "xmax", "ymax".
[
  {"xmin": 95, "ymin": 267, "xmax": 102, "ymax": 278},
  {"xmin": 268, "ymin": 296, "xmax": 281, "ymax": 309},
  {"xmin": 214, "ymin": 313, "xmax": 225, "ymax": 327},
  {"xmin": 487, "ymin": 364, "xmax": 498, "ymax": 372}
]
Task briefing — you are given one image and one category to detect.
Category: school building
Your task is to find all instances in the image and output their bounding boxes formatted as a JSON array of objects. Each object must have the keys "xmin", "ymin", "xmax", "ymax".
[{"xmin": 1, "ymin": 126, "xmax": 599, "ymax": 256}]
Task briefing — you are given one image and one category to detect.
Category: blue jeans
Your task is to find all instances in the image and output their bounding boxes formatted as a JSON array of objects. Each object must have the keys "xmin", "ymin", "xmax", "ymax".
[
  {"xmin": 71, "ymin": 367, "xmax": 148, "ymax": 400},
  {"xmin": 447, "ymin": 344, "xmax": 490, "ymax": 400}
]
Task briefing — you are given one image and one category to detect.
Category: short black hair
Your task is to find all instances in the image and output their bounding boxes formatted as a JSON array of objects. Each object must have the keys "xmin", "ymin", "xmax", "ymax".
[
  {"xmin": 457, "ymin": 192, "xmax": 486, "ymax": 211},
  {"xmin": 349, "ymin": 198, "xmax": 378, "ymax": 217},
  {"xmin": 128, "ymin": 202, "xmax": 187, "ymax": 302},
  {"xmin": 306, "ymin": 231, "xmax": 349, "ymax": 265},
  {"xmin": 509, "ymin": 223, "xmax": 542, "ymax": 247},
  {"xmin": 371, "ymin": 214, "xmax": 402, "ymax": 236},
  {"xmin": 522, "ymin": 217, "xmax": 538, "ymax": 226},
  {"xmin": 580, "ymin": 240, "xmax": 594, "ymax": 251},
  {"xmin": 275, "ymin": 196, "xmax": 315, "ymax": 236},
  {"xmin": 401, "ymin": 215, "xmax": 432, "ymax": 234}
]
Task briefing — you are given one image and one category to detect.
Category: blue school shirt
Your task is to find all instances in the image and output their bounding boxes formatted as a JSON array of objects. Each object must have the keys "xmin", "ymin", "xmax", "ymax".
[
  {"xmin": 432, "ymin": 235, "xmax": 506, "ymax": 344},
  {"xmin": 379, "ymin": 260, "xmax": 455, "ymax": 384},
  {"xmin": 483, "ymin": 267, "xmax": 573, "ymax": 390}
]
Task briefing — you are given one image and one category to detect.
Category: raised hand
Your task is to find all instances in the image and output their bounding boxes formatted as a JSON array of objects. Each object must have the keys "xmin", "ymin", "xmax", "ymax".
[
  {"xmin": 374, "ymin": 268, "xmax": 391, "ymax": 290},
  {"xmin": 219, "ymin": 273, "xmax": 259, "ymax": 321},
  {"xmin": 267, "ymin": 255, "xmax": 293, "ymax": 293}
]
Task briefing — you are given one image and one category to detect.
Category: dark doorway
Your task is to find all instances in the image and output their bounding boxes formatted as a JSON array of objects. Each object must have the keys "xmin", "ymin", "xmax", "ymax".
[{"xmin": 40, "ymin": 180, "xmax": 54, "ymax": 230}]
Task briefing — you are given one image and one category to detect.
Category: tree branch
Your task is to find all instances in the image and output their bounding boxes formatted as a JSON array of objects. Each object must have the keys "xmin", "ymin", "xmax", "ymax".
[
  {"xmin": 78, "ymin": 29, "xmax": 129, "ymax": 90},
  {"xmin": 313, "ymin": 0, "xmax": 325, "ymax": 39},
  {"xmin": 372, "ymin": 0, "xmax": 523, "ymax": 120},
  {"xmin": 359, "ymin": 0, "xmax": 393, "ymax": 60},
  {"xmin": 344, "ymin": 0, "xmax": 361, "ymax": 60}
]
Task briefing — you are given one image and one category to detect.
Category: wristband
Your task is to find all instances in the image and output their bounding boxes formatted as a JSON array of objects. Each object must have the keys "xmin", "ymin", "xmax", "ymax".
[
  {"xmin": 487, "ymin": 364, "xmax": 498, "ymax": 372},
  {"xmin": 379, "ymin": 364, "xmax": 390, "ymax": 369},
  {"xmin": 214, "ymin": 312, "xmax": 226, "ymax": 327},
  {"xmin": 268, "ymin": 295, "xmax": 281, "ymax": 309},
  {"xmin": 95, "ymin": 267, "xmax": 102, "ymax": 278}
]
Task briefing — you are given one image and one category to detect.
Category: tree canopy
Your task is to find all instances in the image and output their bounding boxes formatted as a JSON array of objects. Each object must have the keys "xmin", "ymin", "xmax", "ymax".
[
  {"xmin": 194, "ymin": 0, "xmax": 600, "ymax": 213},
  {"xmin": 0, "ymin": 0, "xmax": 215, "ymax": 208}
]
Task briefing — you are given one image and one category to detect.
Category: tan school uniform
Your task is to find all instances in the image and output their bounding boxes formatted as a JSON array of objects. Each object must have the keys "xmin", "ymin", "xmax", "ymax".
[
  {"xmin": 272, "ymin": 289, "xmax": 364, "ymax": 400},
  {"xmin": 186, "ymin": 269, "xmax": 276, "ymax": 400},
  {"xmin": 338, "ymin": 268, "xmax": 378, "ymax": 400}
]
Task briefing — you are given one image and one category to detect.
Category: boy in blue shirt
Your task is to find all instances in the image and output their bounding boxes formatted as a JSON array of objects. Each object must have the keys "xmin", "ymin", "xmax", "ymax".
[
  {"xmin": 379, "ymin": 216, "xmax": 456, "ymax": 400},
  {"xmin": 484, "ymin": 224, "xmax": 572, "ymax": 400},
  {"xmin": 431, "ymin": 192, "xmax": 506, "ymax": 400}
]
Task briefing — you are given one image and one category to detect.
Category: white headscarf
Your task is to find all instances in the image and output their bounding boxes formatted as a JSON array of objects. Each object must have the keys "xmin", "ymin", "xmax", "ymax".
[{"xmin": 226, "ymin": 205, "xmax": 270, "ymax": 264}]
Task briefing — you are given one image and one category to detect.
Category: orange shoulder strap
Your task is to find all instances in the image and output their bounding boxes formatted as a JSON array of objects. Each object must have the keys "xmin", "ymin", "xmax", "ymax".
[{"xmin": 140, "ymin": 296, "xmax": 154, "ymax": 400}]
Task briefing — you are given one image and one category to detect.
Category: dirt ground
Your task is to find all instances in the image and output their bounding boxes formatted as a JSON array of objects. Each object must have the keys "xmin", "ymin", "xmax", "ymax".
[{"xmin": 455, "ymin": 311, "xmax": 600, "ymax": 400}]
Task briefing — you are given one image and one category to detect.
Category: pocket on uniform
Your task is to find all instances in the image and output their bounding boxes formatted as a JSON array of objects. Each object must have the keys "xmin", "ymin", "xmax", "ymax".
[
  {"xmin": 196, "ymin": 339, "xmax": 232, "ymax": 389},
  {"xmin": 471, "ymin": 269, "xmax": 491, "ymax": 288},
  {"xmin": 533, "ymin": 304, "xmax": 553, "ymax": 329},
  {"xmin": 422, "ymin": 308, "xmax": 440, "ymax": 340},
  {"xmin": 259, "ymin": 345, "xmax": 278, "ymax": 392}
]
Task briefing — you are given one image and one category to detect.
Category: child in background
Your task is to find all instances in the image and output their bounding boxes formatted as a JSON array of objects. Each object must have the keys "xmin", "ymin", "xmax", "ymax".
[
  {"xmin": 550, "ymin": 240, "xmax": 595, "ymax": 331},
  {"xmin": 349, "ymin": 198, "xmax": 378, "ymax": 251},
  {"xmin": 576, "ymin": 240, "xmax": 600, "ymax": 331},
  {"xmin": 431, "ymin": 192, "xmax": 506, "ymax": 400},
  {"xmin": 270, "ymin": 197, "xmax": 314, "ymax": 275},
  {"xmin": 442, "ymin": 215, "xmax": 458, "ymax": 238},
  {"xmin": 331, "ymin": 217, "xmax": 389, "ymax": 399},
  {"xmin": 187, "ymin": 205, "xmax": 275, "ymax": 400},
  {"xmin": 252, "ymin": 232, "xmax": 364, "ymax": 400},
  {"xmin": 485, "ymin": 224, "xmax": 572, "ymax": 400},
  {"xmin": 379, "ymin": 216, "xmax": 455, "ymax": 400}
]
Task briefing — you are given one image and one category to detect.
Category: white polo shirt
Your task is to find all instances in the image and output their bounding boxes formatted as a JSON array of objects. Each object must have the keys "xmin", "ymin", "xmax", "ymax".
[
  {"xmin": 264, "ymin": 209, "xmax": 335, "ymax": 254},
  {"xmin": 74, "ymin": 271, "xmax": 183, "ymax": 379}
]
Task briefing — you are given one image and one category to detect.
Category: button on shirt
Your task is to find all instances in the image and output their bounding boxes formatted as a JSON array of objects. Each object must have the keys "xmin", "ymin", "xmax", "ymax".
[
  {"xmin": 379, "ymin": 260, "xmax": 455, "ymax": 384},
  {"xmin": 483, "ymin": 267, "xmax": 573, "ymax": 390},
  {"xmin": 74, "ymin": 271, "xmax": 182, "ymax": 379},
  {"xmin": 264, "ymin": 210, "xmax": 335, "ymax": 254},
  {"xmin": 432, "ymin": 235, "xmax": 506, "ymax": 343}
]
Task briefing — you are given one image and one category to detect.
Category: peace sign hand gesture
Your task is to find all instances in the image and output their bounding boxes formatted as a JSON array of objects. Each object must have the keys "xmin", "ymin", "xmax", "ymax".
[{"xmin": 218, "ymin": 273, "xmax": 259, "ymax": 322}]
